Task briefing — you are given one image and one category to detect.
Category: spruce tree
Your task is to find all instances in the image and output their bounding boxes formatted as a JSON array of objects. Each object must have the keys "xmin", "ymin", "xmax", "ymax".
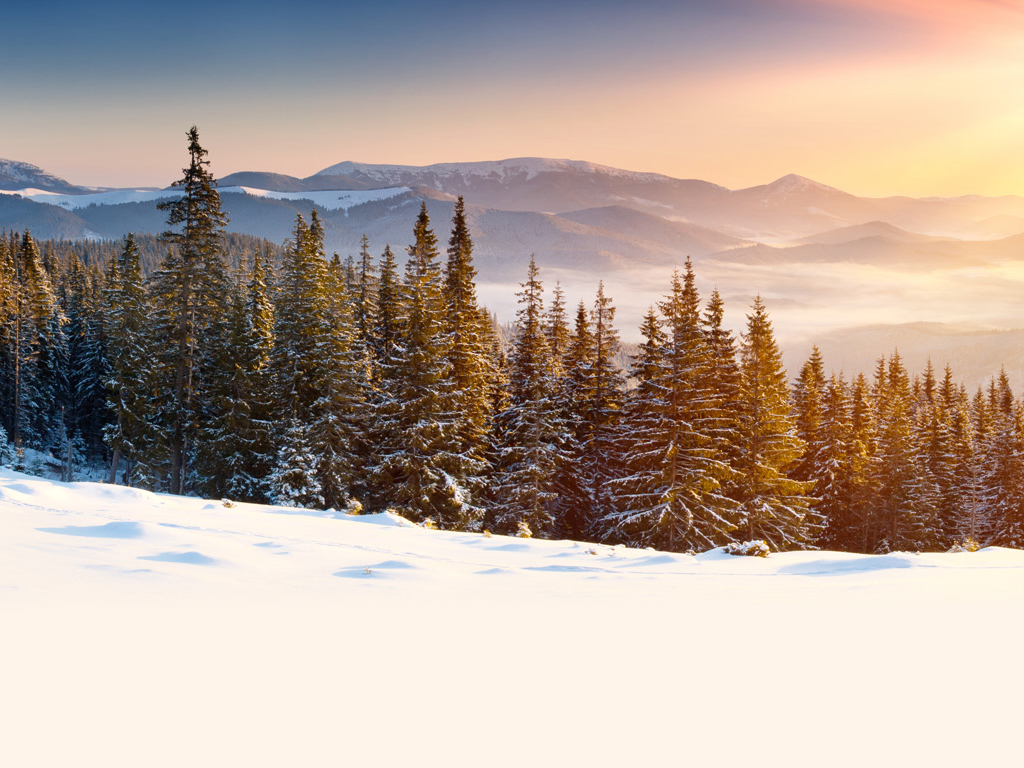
[
  {"xmin": 814, "ymin": 374, "xmax": 860, "ymax": 550},
  {"xmin": 152, "ymin": 126, "xmax": 229, "ymax": 494},
  {"xmin": 791, "ymin": 346, "xmax": 826, "ymax": 484},
  {"xmin": 102, "ymin": 234, "xmax": 156, "ymax": 485},
  {"xmin": 604, "ymin": 266, "xmax": 737, "ymax": 552},
  {"xmin": 14, "ymin": 231, "xmax": 66, "ymax": 451},
  {"xmin": 982, "ymin": 370, "xmax": 1024, "ymax": 546},
  {"xmin": 268, "ymin": 419, "xmax": 324, "ymax": 508},
  {"xmin": 545, "ymin": 282, "xmax": 571, "ymax": 381},
  {"xmin": 870, "ymin": 352, "xmax": 941, "ymax": 551},
  {"xmin": 354, "ymin": 234, "xmax": 378, "ymax": 346},
  {"xmin": 490, "ymin": 256, "xmax": 562, "ymax": 536},
  {"xmin": 62, "ymin": 254, "xmax": 108, "ymax": 463},
  {"xmin": 443, "ymin": 196, "xmax": 492, "ymax": 495},
  {"xmin": 369, "ymin": 203, "xmax": 480, "ymax": 529},
  {"xmin": 579, "ymin": 282, "xmax": 625, "ymax": 534},
  {"xmin": 732, "ymin": 297, "xmax": 814, "ymax": 550},
  {"xmin": 194, "ymin": 255, "xmax": 277, "ymax": 502},
  {"xmin": 310, "ymin": 246, "xmax": 369, "ymax": 511},
  {"xmin": 0, "ymin": 235, "xmax": 17, "ymax": 440},
  {"xmin": 552, "ymin": 300, "xmax": 595, "ymax": 538}
]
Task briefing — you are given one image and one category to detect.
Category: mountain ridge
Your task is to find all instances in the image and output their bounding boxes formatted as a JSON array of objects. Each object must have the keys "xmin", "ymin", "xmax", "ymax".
[{"xmin": 0, "ymin": 158, "xmax": 86, "ymax": 194}]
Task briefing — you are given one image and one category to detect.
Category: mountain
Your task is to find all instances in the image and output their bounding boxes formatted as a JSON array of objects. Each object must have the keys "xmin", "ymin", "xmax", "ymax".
[
  {"xmin": 0, "ymin": 159, "xmax": 85, "ymax": 194},
  {"xmin": 793, "ymin": 220, "xmax": 947, "ymax": 246},
  {"xmin": 11, "ymin": 156, "xmax": 1024, "ymax": 248},
  {"xmin": 7, "ymin": 155, "xmax": 1024, "ymax": 387}
]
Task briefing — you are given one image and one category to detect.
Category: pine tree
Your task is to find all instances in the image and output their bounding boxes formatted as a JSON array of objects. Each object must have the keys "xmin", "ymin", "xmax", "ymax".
[
  {"xmin": 62, "ymin": 253, "xmax": 108, "ymax": 463},
  {"xmin": 870, "ymin": 352, "xmax": 941, "ymax": 551},
  {"xmin": 602, "ymin": 307, "xmax": 675, "ymax": 547},
  {"xmin": 579, "ymin": 281, "xmax": 625, "ymax": 534},
  {"xmin": 443, "ymin": 196, "xmax": 493, "ymax": 494},
  {"xmin": 102, "ymin": 234, "xmax": 158, "ymax": 485},
  {"xmin": 272, "ymin": 213, "xmax": 326, "ymax": 421},
  {"xmin": 14, "ymin": 231, "xmax": 67, "ymax": 451},
  {"xmin": 791, "ymin": 346, "xmax": 826, "ymax": 484},
  {"xmin": 545, "ymin": 281, "xmax": 571, "ymax": 380},
  {"xmin": 309, "ymin": 247, "xmax": 369, "ymax": 511},
  {"xmin": 604, "ymin": 266, "xmax": 737, "ymax": 552},
  {"xmin": 354, "ymin": 234, "xmax": 378, "ymax": 345},
  {"xmin": 490, "ymin": 256, "xmax": 562, "ymax": 535},
  {"xmin": 733, "ymin": 297, "xmax": 814, "ymax": 550},
  {"xmin": 267, "ymin": 419, "xmax": 324, "ymax": 508},
  {"xmin": 371, "ymin": 244, "xmax": 402, "ymax": 377},
  {"xmin": 814, "ymin": 374, "xmax": 861, "ymax": 550},
  {"xmin": 946, "ymin": 378, "xmax": 980, "ymax": 544},
  {"xmin": 983, "ymin": 370, "xmax": 1024, "ymax": 546},
  {"xmin": 918, "ymin": 363, "xmax": 960, "ymax": 548},
  {"xmin": 194, "ymin": 254, "xmax": 278, "ymax": 502},
  {"xmin": 152, "ymin": 126, "xmax": 230, "ymax": 494},
  {"xmin": 0, "ymin": 235, "xmax": 17, "ymax": 441},
  {"xmin": 552, "ymin": 300, "xmax": 595, "ymax": 538},
  {"xmin": 369, "ymin": 203, "xmax": 480, "ymax": 529}
]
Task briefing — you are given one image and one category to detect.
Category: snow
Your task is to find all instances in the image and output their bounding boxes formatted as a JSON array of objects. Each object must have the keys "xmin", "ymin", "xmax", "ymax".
[
  {"xmin": 0, "ymin": 185, "xmax": 412, "ymax": 212},
  {"xmin": 1, "ymin": 467, "xmax": 1021, "ymax": 767},
  {"xmin": 222, "ymin": 185, "xmax": 412, "ymax": 211},
  {"xmin": 315, "ymin": 158, "xmax": 675, "ymax": 186},
  {"xmin": 0, "ymin": 158, "xmax": 74, "ymax": 188},
  {"xmin": 0, "ymin": 187, "xmax": 181, "ymax": 208}
]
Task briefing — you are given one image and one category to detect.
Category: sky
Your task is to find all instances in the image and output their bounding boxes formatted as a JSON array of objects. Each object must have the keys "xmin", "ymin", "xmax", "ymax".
[{"xmin": 4, "ymin": 0, "xmax": 1024, "ymax": 196}]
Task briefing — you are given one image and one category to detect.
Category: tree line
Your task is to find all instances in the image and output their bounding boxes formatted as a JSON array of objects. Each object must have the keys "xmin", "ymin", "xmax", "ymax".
[{"xmin": 1, "ymin": 127, "xmax": 1022, "ymax": 553}]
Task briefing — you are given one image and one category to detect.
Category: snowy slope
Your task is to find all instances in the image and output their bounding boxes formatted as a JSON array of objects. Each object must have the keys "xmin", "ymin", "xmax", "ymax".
[
  {"xmin": 315, "ymin": 157, "xmax": 677, "ymax": 187},
  {"xmin": 1, "ymin": 468, "xmax": 1021, "ymax": 768},
  {"xmin": 0, "ymin": 185, "xmax": 412, "ymax": 212},
  {"xmin": 0, "ymin": 159, "xmax": 84, "ymax": 193}
]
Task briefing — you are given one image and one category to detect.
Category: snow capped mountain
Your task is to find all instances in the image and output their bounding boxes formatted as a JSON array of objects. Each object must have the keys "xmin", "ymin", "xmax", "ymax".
[
  {"xmin": 0, "ymin": 158, "xmax": 84, "ymax": 194},
  {"xmin": 314, "ymin": 157, "xmax": 680, "ymax": 188},
  {"xmin": 762, "ymin": 173, "xmax": 844, "ymax": 197}
]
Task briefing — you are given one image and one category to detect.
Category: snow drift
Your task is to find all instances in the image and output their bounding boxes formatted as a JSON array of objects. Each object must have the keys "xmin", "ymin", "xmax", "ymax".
[{"xmin": 1, "ymin": 468, "xmax": 1019, "ymax": 767}]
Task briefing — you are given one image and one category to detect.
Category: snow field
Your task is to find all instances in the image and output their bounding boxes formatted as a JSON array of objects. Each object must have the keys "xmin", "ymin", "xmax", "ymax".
[{"xmin": 1, "ymin": 469, "xmax": 1021, "ymax": 767}]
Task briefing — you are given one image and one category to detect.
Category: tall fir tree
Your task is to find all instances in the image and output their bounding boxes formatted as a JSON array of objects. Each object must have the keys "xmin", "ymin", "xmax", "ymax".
[
  {"xmin": 578, "ymin": 282, "xmax": 625, "ymax": 535},
  {"xmin": 151, "ymin": 126, "xmax": 230, "ymax": 494},
  {"xmin": 732, "ymin": 297, "xmax": 814, "ymax": 550},
  {"xmin": 490, "ymin": 256, "xmax": 562, "ymax": 536},
  {"xmin": 604, "ymin": 266, "xmax": 737, "ymax": 551},
  {"xmin": 552, "ymin": 300, "xmax": 595, "ymax": 538},
  {"xmin": 194, "ymin": 254, "xmax": 277, "ymax": 502},
  {"xmin": 14, "ymin": 231, "xmax": 66, "ymax": 451},
  {"xmin": 369, "ymin": 203, "xmax": 480, "ymax": 529},
  {"xmin": 102, "ymin": 234, "xmax": 158, "ymax": 485},
  {"xmin": 982, "ymin": 370, "xmax": 1024, "ymax": 546},
  {"xmin": 62, "ymin": 254, "xmax": 108, "ymax": 462},
  {"xmin": 870, "ymin": 352, "xmax": 941, "ymax": 551},
  {"xmin": 443, "ymin": 196, "xmax": 493, "ymax": 496},
  {"xmin": 310, "ymin": 246, "xmax": 370, "ymax": 510}
]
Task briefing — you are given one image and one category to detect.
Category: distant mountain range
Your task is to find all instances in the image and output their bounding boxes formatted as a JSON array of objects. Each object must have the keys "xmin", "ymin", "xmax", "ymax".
[
  {"xmin": 5, "ymin": 155, "xmax": 1024, "ymax": 261},
  {"xmin": 4, "ymin": 154, "xmax": 1024, "ymax": 385}
]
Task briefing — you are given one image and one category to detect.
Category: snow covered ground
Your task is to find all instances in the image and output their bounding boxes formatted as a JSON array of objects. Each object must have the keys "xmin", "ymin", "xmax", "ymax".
[{"xmin": 2, "ymin": 468, "xmax": 1021, "ymax": 767}]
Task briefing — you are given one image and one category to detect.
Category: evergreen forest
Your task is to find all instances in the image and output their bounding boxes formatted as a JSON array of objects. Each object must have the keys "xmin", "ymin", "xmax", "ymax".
[{"xmin": 2, "ymin": 128, "xmax": 1023, "ymax": 554}]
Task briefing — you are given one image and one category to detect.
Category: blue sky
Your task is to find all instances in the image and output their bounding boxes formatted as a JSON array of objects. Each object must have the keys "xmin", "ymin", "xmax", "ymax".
[{"xmin": 4, "ymin": 0, "xmax": 1024, "ymax": 195}]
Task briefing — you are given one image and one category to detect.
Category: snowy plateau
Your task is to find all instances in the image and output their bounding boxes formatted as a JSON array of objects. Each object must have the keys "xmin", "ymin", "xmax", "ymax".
[{"xmin": 1, "ymin": 469, "xmax": 1021, "ymax": 768}]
